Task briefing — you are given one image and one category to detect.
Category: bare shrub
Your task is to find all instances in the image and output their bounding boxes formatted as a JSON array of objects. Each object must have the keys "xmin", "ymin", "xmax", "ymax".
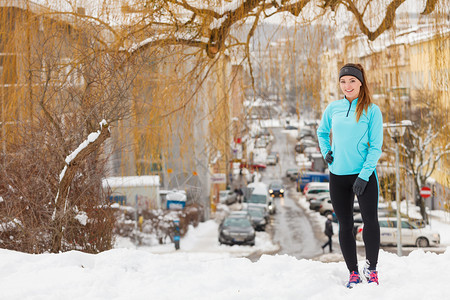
[{"xmin": 0, "ymin": 121, "xmax": 116, "ymax": 254}]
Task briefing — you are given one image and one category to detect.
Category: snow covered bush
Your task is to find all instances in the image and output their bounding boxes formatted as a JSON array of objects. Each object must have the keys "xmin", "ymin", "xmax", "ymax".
[{"xmin": 0, "ymin": 121, "xmax": 116, "ymax": 254}]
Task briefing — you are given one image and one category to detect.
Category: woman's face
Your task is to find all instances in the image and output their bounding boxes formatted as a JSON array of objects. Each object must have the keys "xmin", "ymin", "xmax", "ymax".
[{"xmin": 340, "ymin": 75, "xmax": 362, "ymax": 101}]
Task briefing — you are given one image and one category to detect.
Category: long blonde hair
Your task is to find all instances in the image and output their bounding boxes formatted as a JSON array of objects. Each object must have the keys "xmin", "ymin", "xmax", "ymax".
[{"xmin": 342, "ymin": 63, "xmax": 372, "ymax": 122}]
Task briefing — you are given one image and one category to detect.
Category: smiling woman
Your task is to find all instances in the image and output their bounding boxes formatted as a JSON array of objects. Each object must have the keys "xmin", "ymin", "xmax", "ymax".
[{"xmin": 317, "ymin": 63, "xmax": 384, "ymax": 287}]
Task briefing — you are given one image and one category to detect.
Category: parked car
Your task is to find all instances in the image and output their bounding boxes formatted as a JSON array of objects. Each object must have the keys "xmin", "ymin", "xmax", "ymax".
[
  {"xmin": 286, "ymin": 168, "xmax": 299, "ymax": 180},
  {"xmin": 304, "ymin": 183, "xmax": 330, "ymax": 201},
  {"xmin": 295, "ymin": 138, "xmax": 317, "ymax": 153},
  {"xmin": 255, "ymin": 138, "xmax": 268, "ymax": 148},
  {"xmin": 297, "ymin": 127, "xmax": 316, "ymax": 141},
  {"xmin": 356, "ymin": 218, "xmax": 440, "ymax": 247},
  {"xmin": 309, "ymin": 193, "xmax": 331, "ymax": 211},
  {"xmin": 240, "ymin": 162, "xmax": 266, "ymax": 171},
  {"xmin": 255, "ymin": 128, "xmax": 271, "ymax": 139},
  {"xmin": 218, "ymin": 217, "xmax": 255, "ymax": 246},
  {"xmin": 266, "ymin": 154, "xmax": 277, "ymax": 166},
  {"xmin": 268, "ymin": 181, "xmax": 284, "ymax": 198},
  {"xmin": 247, "ymin": 203, "xmax": 270, "ymax": 223},
  {"xmin": 297, "ymin": 172, "xmax": 330, "ymax": 192},
  {"xmin": 219, "ymin": 190, "xmax": 237, "ymax": 205},
  {"xmin": 296, "ymin": 127, "xmax": 315, "ymax": 141},
  {"xmin": 353, "ymin": 209, "xmax": 424, "ymax": 234},
  {"xmin": 296, "ymin": 154, "xmax": 313, "ymax": 171},
  {"xmin": 303, "ymin": 146, "xmax": 321, "ymax": 157},
  {"xmin": 229, "ymin": 210, "xmax": 252, "ymax": 221},
  {"xmin": 310, "ymin": 153, "xmax": 326, "ymax": 172},
  {"xmin": 270, "ymin": 151, "xmax": 280, "ymax": 163},
  {"xmin": 247, "ymin": 207, "xmax": 267, "ymax": 231},
  {"xmin": 353, "ymin": 196, "xmax": 360, "ymax": 213},
  {"xmin": 318, "ymin": 198, "xmax": 334, "ymax": 216}
]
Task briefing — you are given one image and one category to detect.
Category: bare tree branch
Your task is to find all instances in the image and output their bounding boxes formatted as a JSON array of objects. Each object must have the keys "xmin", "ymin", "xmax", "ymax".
[
  {"xmin": 343, "ymin": 0, "xmax": 406, "ymax": 41},
  {"xmin": 422, "ymin": 0, "xmax": 439, "ymax": 14}
]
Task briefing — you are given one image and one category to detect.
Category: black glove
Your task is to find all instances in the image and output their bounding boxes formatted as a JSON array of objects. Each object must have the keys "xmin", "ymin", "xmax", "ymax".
[
  {"xmin": 353, "ymin": 177, "xmax": 368, "ymax": 196},
  {"xmin": 325, "ymin": 151, "xmax": 334, "ymax": 164}
]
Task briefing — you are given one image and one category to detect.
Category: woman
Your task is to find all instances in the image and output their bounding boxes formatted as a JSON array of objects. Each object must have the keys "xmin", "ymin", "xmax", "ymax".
[{"xmin": 317, "ymin": 63, "xmax": 383, "ymax": 288}]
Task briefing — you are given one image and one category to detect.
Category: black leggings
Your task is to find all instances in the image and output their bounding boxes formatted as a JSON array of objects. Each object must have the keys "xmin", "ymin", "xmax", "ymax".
[{"xmin": 329, "ymin": 172, "xmax": 380, "ymax": 273}]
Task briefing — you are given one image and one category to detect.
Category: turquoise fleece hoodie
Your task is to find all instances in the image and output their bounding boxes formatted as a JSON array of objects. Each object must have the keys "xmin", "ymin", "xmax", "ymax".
[{"xmin": 317, "ymin": 97, "xmax": 383, "ymax": 181}]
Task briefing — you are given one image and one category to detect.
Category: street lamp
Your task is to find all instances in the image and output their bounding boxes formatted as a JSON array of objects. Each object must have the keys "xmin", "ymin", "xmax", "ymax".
[{"xmin": 383, "ymin": 120, "xmax": 412, "ymax": 256}]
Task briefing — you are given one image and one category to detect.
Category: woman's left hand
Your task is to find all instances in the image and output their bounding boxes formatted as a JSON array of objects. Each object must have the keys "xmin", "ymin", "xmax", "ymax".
[{"xmin": 353, "ymin": 177, "xmax": 368, "ymax": 196}]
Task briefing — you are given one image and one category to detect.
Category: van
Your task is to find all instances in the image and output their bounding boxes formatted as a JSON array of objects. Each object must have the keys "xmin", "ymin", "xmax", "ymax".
[
  {"xmin": 296, "ymin": 171, "xmax": 329, "ymax": 192},
  {"xmin": 244, "ymin": 182, "xmax": 276, "ymax": 214}
]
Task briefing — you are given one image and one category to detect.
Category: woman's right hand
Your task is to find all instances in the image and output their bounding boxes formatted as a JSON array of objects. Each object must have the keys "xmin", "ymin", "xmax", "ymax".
[{"xmin": 325, "ymin": 151, "xmax": 334, "ymax": 164}]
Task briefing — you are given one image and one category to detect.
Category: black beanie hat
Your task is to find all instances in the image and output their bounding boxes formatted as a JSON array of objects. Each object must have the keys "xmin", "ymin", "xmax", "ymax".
[{"xmin": 339, "ymin": 66, "xmax": 364, "ymax": 84}]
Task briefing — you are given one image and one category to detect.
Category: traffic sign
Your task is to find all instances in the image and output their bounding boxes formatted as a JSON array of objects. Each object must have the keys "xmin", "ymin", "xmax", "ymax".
[
  {"xmin": 210, "ymin": 173, "xmax": 226, "ymax": 184},
  {"xmin": 420, "ymin": 186, "xmax": 432, "ymax": 198}
]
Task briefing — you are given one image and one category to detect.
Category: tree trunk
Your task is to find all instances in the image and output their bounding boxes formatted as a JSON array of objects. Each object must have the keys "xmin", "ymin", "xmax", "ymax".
[{"xmin": 51, "ymin": 122, "xmax": 110, "ymax": 253}]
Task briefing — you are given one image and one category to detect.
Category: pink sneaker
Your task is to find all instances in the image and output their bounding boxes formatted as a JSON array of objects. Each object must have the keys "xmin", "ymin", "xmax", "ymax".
[
  {"xmin": 346, "ymin": 271, "xmax": 361, "ymax": 288},
  {"xmin": 367, "ymin": 270, "xmax": 379, "ymax": 285}
]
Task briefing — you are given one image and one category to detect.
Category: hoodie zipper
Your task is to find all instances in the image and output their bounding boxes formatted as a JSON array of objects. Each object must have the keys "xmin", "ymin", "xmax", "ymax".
[{"xmin": 346, "ymin": 101, "xmax": 352, "ymax": 117}]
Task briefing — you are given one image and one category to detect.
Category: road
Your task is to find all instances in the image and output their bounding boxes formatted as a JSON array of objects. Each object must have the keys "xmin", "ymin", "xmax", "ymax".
[{"xmin": 259, "ymin": 127, "xmax": 325, "ymax": 260}]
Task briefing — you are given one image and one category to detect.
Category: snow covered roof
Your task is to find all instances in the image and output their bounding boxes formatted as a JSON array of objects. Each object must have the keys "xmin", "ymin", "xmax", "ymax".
[
  {"xmin": 353, "ymin": 24, "xmax": 450, "ymax": 58},
  {"xmin": 102, "ymin": 176, "xmax": 160, "ymax": 188}
]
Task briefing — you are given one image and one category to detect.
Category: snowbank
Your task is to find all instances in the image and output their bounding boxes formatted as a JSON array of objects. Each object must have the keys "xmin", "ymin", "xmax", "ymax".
[{"xmin": 1, "ymin": 247, "xmax": 449, "ymax": 299}]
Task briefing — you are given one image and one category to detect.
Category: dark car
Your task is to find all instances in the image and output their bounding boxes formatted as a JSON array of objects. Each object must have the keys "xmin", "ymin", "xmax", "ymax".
[
  {"xmin": 297, "ymin": 127, "xmax": 315, "ymax": 141},
  {"xmin": 247, "ymin": 208, "xmax": 267, "ymax": 231},
  {"xmin": 268, "ymin": 181, "xmax": 284, "ymax": 198},
  {"xmin": 218, "ymin": 216, "xmax": 255, "ymax": 246},
  {"xmin": 247, "ymin": 203, "xmax": 270, "ymax": 223}
]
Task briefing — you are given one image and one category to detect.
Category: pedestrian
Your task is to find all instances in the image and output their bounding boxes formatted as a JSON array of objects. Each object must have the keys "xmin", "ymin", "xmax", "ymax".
[
  {"xmin": 317, "ymin": 63, "xmax": 383, "ymax": 288},
  {"xmin": 321, "ymin": 214, "xmax": 334, "ymax": 253},
  {"xmin": 237, "ymin": 186, "xmax": 244, "ymax": 203},
  {"xmin": 234, "ymin": 185, "xmax": 244, "ymax": 203}
]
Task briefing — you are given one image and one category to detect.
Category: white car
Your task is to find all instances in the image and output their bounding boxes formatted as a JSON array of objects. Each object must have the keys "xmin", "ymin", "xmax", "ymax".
[
  {"xmin": 303, "ymin": 182, "xmax": 329, "ymax": 195},
  {"xmin": 266, "ymin": 154, "xmax": 277, "ymax": 165},
  {"xmin": 304, "ymin": 183, "xmax": 329, "ymax": 201},
  {"xmin": 219, "ymin": 190, "xmax": 237, "ymax": 205},
  {"xmin": 318, "ymin": 198, "xmax": 334, "ymax": 216},
  {"xmin": 309, "ymin": 193, "xmax": 331, "ymax": 211},
  {"xmin": 356, "ymin": 218, "xmax": 440, "ymax": 247}
]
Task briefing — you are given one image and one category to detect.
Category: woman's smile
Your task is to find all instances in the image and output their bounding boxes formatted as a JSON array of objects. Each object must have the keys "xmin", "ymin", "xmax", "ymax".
[{"xmin": 340, "ymin": 75, "xmax": 361, "ymax": 101}]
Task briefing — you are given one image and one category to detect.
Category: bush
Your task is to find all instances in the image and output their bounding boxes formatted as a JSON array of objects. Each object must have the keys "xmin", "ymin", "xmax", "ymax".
[
  {"xmin": 113, "ymin": 203, "xmax": 204, "ymax": 246},
  {"xmin": 0, "ymin": 123, "xmax": 115, "ymax": 254}
]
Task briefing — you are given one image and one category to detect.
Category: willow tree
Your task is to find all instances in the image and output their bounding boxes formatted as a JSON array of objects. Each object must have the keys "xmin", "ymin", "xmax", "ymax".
[
  {"xmin": 0, "ymin": 0, "xmax": 445, "ymax": 253},
  {"xmin": 0, "ymin": 1, "xmax": 148, "ymax": 253}
]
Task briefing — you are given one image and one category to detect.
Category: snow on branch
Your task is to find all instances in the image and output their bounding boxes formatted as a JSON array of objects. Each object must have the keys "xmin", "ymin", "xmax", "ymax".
[
  {"xmin": 54, "ymin": 120, "xmax": 110, "ymax": 211},
  {"xmin": 51, "ymin": 120, "xmax": 111, "ymax": 252}
]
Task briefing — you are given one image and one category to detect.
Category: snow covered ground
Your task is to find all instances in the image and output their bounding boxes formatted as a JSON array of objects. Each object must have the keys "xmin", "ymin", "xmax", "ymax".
[{"xmin": 1, "ymin": 201, "xmax": 450, "ymax": 299}]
